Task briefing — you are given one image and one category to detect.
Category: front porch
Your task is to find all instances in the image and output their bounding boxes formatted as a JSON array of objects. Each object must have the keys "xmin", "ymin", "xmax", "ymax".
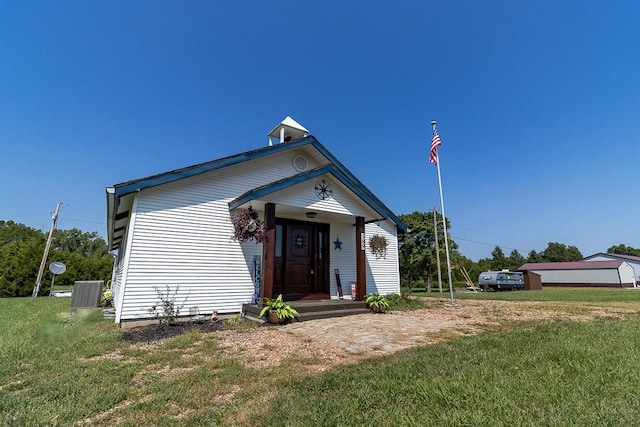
[{"xmin": 242, "ymin": 298, "xmax": 370, "ymax": 322}]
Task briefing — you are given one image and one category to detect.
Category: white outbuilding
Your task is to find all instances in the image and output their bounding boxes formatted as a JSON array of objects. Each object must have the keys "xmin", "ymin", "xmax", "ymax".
[
  {"xmin": 583, "ymin": 253, "xmax": 640, "ymax": 286},
  {"xmin": 518, "ymin": 261, "xmax": 636, "ymax": 288}
]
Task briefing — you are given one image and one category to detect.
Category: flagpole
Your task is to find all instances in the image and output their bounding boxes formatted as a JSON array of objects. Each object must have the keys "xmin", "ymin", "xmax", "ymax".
[{"xmin": 430, "ymin": 121, "xmax": 455, "ymax": 305}]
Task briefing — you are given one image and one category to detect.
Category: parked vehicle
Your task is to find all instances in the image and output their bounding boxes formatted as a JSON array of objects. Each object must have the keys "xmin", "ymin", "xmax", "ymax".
[
  {"xmin": 51, "ymin": 290, "xmax": 72, "ymax": 297},
  {"xmin": 478, "ymin": 271, "xmax": 524, "ymax": 291}
]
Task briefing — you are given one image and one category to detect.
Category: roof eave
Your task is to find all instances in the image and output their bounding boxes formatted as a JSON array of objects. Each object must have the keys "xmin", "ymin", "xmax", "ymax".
[
  {"xmin": 106, "ymin": 187, "xmax": 116, "ymax": 250},
  {"xmin": 113, "ymin": 136, "xmax": 319, "ymax": 198}
]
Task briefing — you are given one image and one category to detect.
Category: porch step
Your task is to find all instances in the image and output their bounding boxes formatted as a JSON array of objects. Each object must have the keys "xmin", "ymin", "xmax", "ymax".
[
  {"xmin": 242, "ymin": 300, "xmax": 370, "ymax": 323},
  {"xmin": 296, "ymin": 307, "xmax": 371, "ymax": 321}
]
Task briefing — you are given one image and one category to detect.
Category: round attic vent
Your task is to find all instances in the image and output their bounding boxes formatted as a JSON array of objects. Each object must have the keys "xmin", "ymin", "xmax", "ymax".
[{"xmin": 292, "ymin": 155, "xmax": 309, "ymax": 172}]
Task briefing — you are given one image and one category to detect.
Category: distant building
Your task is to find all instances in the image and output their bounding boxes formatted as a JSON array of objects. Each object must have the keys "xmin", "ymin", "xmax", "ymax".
[
  {"xmin": 583, "ymin": 253, "xmax": 640, "ymax": 286},
  {"xmin": 518, "ymin": 260, "xmax": 636, "ymax": 288}
]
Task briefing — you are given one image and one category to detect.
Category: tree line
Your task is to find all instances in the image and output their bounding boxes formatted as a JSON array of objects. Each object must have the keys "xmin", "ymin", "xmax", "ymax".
[
  {"xmin": 3, "ymin": 212, "xmax": 639, "ymax": 298},
  {"xmin": 398, "ymin": 210, "xmax": 640, "ymax": 291},
  {"xmin": 0, "ymin": 220, "xmax": 113, "ymax": 297}
]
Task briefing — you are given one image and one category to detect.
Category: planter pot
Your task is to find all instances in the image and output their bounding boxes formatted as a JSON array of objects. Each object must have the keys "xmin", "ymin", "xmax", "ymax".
[
  {"xmin": 268, "ymin": 311, "xmax": 284, "ymax": 324},
  {"xmin": 370, "ymin": 305, "xmax": 382, "ymax": 313}
]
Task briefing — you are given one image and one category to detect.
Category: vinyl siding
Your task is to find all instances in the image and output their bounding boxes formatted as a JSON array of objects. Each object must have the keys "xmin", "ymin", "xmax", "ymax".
[
  {"xmin": 268, "ymin": 176, "xmax": 379, "ymax": 219},
  {"xmin": 365, "ymin": 220, "xmax": 400, "ymax": 295},
  {"xmin": 118, "ymin": 149, "xmax": 323, "ymax": 321},
  {"xmin": 329, "ymin": 222, "xmax": 357, "ymax": 298}
]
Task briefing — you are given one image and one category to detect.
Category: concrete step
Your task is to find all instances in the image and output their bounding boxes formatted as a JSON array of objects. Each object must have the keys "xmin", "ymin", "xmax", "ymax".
[
  {"xmin": 242, "ymin": 300, "xmax": 370, "ymax": 323},
  {"xmin": 296, "ymin": 307, "xmax": 371, "ymax": 321}
]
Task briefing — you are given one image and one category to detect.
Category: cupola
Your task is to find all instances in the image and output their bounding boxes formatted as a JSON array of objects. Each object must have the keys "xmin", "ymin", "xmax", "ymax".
[{"xmin": 267, "ymin": 116, "xmax": 309, "ymax": 145}]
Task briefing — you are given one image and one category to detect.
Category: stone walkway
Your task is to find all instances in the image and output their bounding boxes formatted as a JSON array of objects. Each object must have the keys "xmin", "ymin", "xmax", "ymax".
[
  {"xmin": 215, "ymin": 299, "xmax": 638, "ymax": 370},
  {"xmin": 283, "ymin": 309, "xmax": 462, "ymax": 356}
]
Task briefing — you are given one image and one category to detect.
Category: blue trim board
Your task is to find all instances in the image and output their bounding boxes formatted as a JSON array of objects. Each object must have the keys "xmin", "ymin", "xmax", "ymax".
[
  {"xmin": 229, "ymin": 166, "xmax": 332, "ymax": 210},
  {"xmin": 113, "ymin": 136, "xmax": 316, "ymax": 198},
  {"xmin": 309, "ymin": 140, "xmax": 407, "ymax": 232},
  {"xmin": 228, "ymin": 165, "xmax": 402, "ymax": 229}
]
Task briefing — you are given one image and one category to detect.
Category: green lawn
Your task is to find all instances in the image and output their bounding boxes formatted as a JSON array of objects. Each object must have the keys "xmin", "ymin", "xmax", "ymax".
[
  {"xmin": 418, "ymin": 286, "xmax": 640, "ymax": 303},
  {"xmin": 2, "ymin": 293, "xmax": 640, "ymax": 426}
]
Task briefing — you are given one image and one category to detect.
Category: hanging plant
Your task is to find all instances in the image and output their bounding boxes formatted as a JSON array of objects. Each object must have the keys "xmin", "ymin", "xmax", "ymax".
[
  {"xmin": 369, "ymin": 234, "xmax": 388, "ymax": 259},
  {"xmin": 231, "ymin": 206, "xmax": 266, "ymax": 244}
]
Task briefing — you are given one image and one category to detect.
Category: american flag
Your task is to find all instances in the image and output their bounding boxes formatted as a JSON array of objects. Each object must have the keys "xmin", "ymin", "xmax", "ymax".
[{"xmin": 429, "ymin": 132, "xmax": 442, "ymax": 165}]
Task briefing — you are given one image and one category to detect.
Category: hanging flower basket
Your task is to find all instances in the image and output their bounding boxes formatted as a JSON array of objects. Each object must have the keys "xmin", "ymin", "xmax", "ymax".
[
  {"xmin": 231, "ymin": 206, "xmax": 266, "ymax": 244},
  {"xmin": 369, "ymin": 234, "xmax": 388, "ymax": 259}
]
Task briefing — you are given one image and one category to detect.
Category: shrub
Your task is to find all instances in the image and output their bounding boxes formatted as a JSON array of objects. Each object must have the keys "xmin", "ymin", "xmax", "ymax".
[
  {"xmin": 386, "ymin": 293, "xmax": 426, "ymax": 310},
  {"xmin": 364, "ymin": 293, "xmax": 390, "ymax": 312},
  {"xmin": 148, "ymin": 285, "xmax": 184, "ymax": 326}
]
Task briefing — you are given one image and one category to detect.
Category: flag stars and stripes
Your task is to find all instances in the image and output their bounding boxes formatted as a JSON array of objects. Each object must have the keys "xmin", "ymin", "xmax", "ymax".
[{"xmin": 429, "ymin": 132, "xmax": 442, "ymax": 165}]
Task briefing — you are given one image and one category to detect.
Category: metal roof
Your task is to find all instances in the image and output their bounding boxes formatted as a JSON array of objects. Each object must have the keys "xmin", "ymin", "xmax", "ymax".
[
  {"xmin": 518, "ymin": 261, "xmax": 624, "ymax": 271},
  {"xmin": 583, "ymin": 253, "xmax": 640, "ymax": 263},
  {"xmin": 106, "ymin": 135, "xmax": 407, "ymax": 250}
]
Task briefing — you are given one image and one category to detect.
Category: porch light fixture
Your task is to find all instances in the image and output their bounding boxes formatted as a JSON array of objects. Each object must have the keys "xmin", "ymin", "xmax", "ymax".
[{"xmin": 305, "ymin": 211, "xmax": 317, "ymax": 218}]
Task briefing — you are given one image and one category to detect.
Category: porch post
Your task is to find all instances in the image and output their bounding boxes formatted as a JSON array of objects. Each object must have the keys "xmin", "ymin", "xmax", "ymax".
[
  {"xmin": 355, "ymin": 216, "xmax": 366, "ymax": 300},
  {"xmin": 261, "ymin": 203, "xmax": 276, "ymax": 301}
]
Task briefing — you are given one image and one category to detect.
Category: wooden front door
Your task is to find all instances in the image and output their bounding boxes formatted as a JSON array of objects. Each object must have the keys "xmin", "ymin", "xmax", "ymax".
[
  {"xmin": 286, "ymin": 223, "xmax": 313, "ymax": 294},
  {"xmin": 274, "ymin": 219, "xmax": 329, "ymax": 297}
]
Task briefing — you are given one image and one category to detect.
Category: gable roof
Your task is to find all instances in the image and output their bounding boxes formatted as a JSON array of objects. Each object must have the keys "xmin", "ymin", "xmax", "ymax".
[
  {"xmin": 583, "ymin": 253, "xmax": 640, "ymax": 263},
  {"xmin": 106, "ymin": 135, "xmax": 407, "ymax": 250},
  {"xmin": 228, "ymin": 164, "xmax": 399, "ymax": 223},
  {"xmin": 518, "ymin": 261, "xmax": 624, "ymax": 271}
]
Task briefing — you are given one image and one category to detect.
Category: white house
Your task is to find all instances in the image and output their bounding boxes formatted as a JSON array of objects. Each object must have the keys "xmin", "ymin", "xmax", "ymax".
[
  {"xmin": 518, "ymin": 260, "xmax": 636, "ymax": 288},
  {"xmin": 106, "ymin": 117, "xmax": 407, "ymax": 324}
]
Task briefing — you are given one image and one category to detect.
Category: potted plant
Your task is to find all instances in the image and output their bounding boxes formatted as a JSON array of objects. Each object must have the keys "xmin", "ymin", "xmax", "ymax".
[
  {"xmin": 369, "ymin": 234, "xmax": 388, "ymax": 259},
  {"xmin": 364, "ymin": 293, "xmax": 389, "ymax": 313},
  {"xmin": 231, "ymin": 206, "xmax": 266, "ymax": 244},
  {"xmin": 259, "ymin": 294, "xmax": 299, "ymax": 324}
]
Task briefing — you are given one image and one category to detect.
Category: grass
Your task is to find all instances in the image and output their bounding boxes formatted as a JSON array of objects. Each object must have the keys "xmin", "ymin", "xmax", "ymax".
[
  {"xmin": 269, "ymin": 318, "xmax": 640, "ymax": 426},
  {"xmin": 2, "ymin": 292, "xmax": 640, "ymax": 425},
  {"xmin": 417, "ymin": 286, "xmax": 640, "ymax": 303}
]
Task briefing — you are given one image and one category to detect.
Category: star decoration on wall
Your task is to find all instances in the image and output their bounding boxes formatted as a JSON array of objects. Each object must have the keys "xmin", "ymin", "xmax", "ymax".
[{"xmin": 333, "ymin": 238, "xmax": 342, "ymax": 250}]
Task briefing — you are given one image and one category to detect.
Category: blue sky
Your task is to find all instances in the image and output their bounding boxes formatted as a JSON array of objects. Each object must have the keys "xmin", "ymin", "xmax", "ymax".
[{"xmin": 2, "ymin": 1, "xmax": 639, "ymax": 261}]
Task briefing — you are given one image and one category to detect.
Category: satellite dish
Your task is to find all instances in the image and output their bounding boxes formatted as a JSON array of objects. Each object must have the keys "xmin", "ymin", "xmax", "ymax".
[{"xmin": 49, "ymin": 262, "xmax": 66, "ymax": 275}]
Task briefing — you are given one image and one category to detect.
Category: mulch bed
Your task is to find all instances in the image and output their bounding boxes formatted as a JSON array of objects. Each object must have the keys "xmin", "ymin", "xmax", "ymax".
[
  {"xmin": 120, "ymin": 321, "xmax": 226, "ymax": 344},
  {"xmin": 118, "ymin": 318, "xmax": 288, "ymax": 345}
]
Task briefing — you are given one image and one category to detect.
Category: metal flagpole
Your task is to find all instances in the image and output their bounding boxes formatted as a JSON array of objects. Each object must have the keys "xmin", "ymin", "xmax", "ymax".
[
  {"xmin": 430, "ymin": 121, "xmax": 455, "ymax": 305},
  {"xmin": 433, "ymin": 207, "xmax": 443, "ymax": 294}
]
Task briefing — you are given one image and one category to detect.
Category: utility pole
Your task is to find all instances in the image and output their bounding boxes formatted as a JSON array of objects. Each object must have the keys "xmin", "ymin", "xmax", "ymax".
[
  {"xmin": 433, "ymin": 207, "xmax": 443, "ymax": 294},
  {"xmin": 32, "ymin": 201, "xmax": 61, "ymax": 297}
]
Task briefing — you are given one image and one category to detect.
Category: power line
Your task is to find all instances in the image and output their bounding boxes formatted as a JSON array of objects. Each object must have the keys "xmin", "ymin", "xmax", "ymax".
[{"xmin": 451, "ymin": 235, "xmax": 528, "ymax": 254}]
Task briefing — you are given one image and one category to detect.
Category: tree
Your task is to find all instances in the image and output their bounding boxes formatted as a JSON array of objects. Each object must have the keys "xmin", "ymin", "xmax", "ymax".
[
  {"xmin": 607, "ymin": 244, "xmax": 640, "ymax": 257},
  {"xmin": 0, "ymin": 221, "xmax": 113, "ymax": 297},
  {"xmin": 0, "ymin": 239, "xmax": 43, "ymax": 297},
  {"xmin": 539, "ymin": 242, "xmax": 582, "ymax": 262},
  {"xmin": 52, "ymin": 228, "xmax": 109, "ymax": 257},
  {"xmin": 489, "ymin": 246, "xmax": 507, "ymax": 271},
  {"xmin": 507, "ymin": 249, "xmax": 525, "ymax": 271},
  {"xmin": 398, "ymin": 210, "xmax": 460, "ymax": 292},
  {"xmin": 527, "ymin": 250, "xmax": 543, "ymax": 263}
]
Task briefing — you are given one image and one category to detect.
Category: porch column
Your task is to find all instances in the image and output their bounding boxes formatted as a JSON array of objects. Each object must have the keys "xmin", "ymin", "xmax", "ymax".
[
  {"xmin": 261, "ymin": 203, "xmax": 276, "ymax": 301},
  {"xmin": 355, "ymin": 216, "xmax": 366, "ymax": 300}
]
